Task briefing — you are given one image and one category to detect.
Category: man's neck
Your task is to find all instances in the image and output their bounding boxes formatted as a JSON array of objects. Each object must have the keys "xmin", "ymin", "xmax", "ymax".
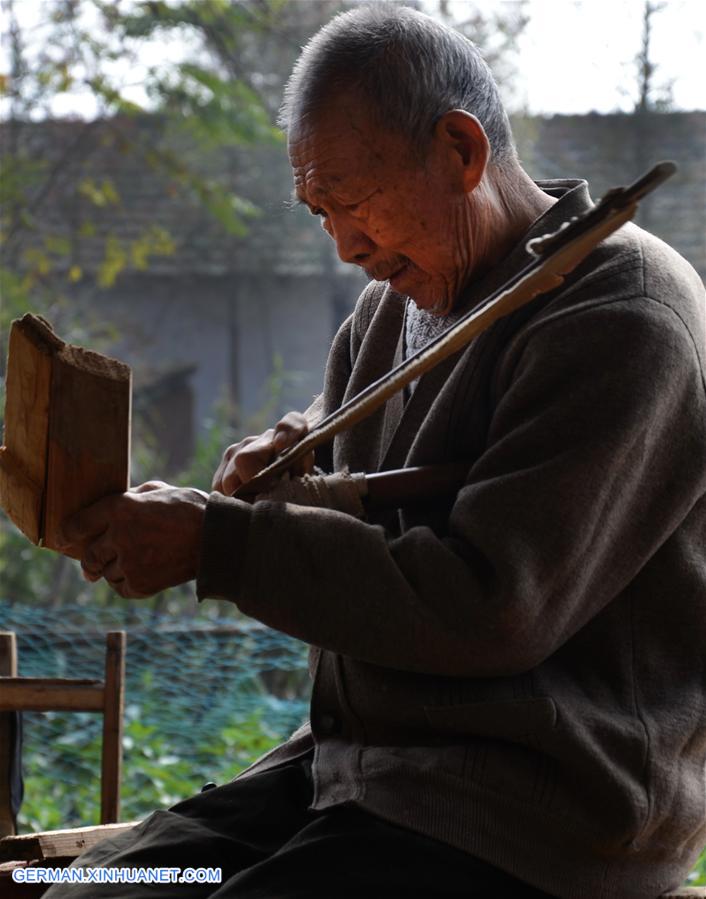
[{"xmin": 469, "ymin": 165, "xmax": 558, "ymax": 279}]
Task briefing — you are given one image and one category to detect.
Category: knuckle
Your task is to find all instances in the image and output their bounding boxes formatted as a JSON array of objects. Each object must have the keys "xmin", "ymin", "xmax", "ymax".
[
  {"xmin": 239, "ymin": 435, "xmax": 271, "ymax": 460},
  {"xmin": 237, "ymin": 442, "xmax": 257, "ymax": 458},
  {"xmin": 278, "ymin": 411, "xmax": 305, "ymax": 431},
  {"xmin": 222, "ymin": 441, "xmax": 245, "ymax": 464},
  {"xmin": 239, "ymin": 433, "xmax": 267, "ymax": 451}
]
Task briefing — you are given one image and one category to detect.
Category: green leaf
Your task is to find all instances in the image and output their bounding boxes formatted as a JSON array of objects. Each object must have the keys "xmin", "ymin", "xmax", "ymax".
[
  {"xmin": 43, "ymin": 234, "xmax": 71, "ymax": 256},
  {"xmin": 97, "ymin": 235, "xmax": 127, "ymax": 288},
  {"xmin": 78, "ymin": 177, "xmax": 121, "ymax": 208}
]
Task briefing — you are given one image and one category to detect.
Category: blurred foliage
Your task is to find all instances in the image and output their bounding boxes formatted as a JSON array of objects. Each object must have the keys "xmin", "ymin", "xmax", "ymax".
[
  {"xmin": 19, "ymin": 702, "xmax": 282, "ymax": 830},
  {"xmin": 691, "ymin": 854, "xmax": 706, "ymax": 887},
  {"xmin": 0, "ymin": 0, "xmax": 287, "ymax": 356}
]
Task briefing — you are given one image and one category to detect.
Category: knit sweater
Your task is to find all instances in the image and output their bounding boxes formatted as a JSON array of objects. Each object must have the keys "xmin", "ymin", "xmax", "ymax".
[{"xmin": 197, "ymin": 180, "xmax": 706, "ymax": 899}]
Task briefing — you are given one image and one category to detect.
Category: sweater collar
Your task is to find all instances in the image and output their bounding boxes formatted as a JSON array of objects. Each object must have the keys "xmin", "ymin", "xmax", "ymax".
[
  {"xmin": 377, "ymin": 180, "xmax": 594, "ymax": 470},
  {"xmin": 449, "ymin": 179, "xmax": 593, "ymax": 318}
]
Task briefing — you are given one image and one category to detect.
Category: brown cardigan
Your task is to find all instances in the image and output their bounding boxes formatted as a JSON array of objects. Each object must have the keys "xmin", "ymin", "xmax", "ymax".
[{"xmin": 197, "ymin": 181, "xmax": 706, "ymax": 899}]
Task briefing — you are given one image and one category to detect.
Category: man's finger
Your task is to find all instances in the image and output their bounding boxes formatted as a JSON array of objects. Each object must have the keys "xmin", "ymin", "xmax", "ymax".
[
  {"xmin": 220, "ymin": 466, "xmax": 243, "ymax": 497},
  {"xmin": 103, "ymin": 560, "xmax": 150, "ymax": 600},
  {"xmin": 273, "ymin": 412, "xmax": 308, "ymax": 451},
  {"xmin": 211, "ymin": 445, "xmax": 234, "ymax": 491},
  {"xmin": 233, "ymin": 431, "xmax": 276, "ymax": 485},
  {"xmin": 276, "ymin": 411, "xmax": 308, "ymax": 433},
  {"xmin": 81, "ymin": 564, "xmax": 103, "ymax": 583},
  {"xmin": 82, "ymin": 537, "xmax": 118, "ymax": 578},
  {"xmin": 214, "ymin": 456, "xmax": 243, "ymax": 493},
  {"xmin": 60, "ymin": 495, "xmax": 117, "ymax": 546},
  {"xmin": 103, "ymin": 557, "xmax": 126, "ymax": 587},
  {"xmin": 213, "ymin": 440, "xmax": 254, "ymax": 492}
]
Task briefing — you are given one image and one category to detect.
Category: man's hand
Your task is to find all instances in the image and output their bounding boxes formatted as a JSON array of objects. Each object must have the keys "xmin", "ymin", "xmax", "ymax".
[
  {"xmin": 212, "ymin": 411, "xmax": 313, "ymax": 495},
  {"xmin": 59, "ymin": 482, "xmax": 208, "ymax": 598}
]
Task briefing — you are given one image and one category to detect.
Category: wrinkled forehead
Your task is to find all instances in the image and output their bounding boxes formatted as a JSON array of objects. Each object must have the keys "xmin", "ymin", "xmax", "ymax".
[
  {"xmin": 287, "ymin": 105, "xmax": 385, "ymax": 195},
  {"xmin": 288, "ymin": 143, "xmax": 363, "ymax": 206},
  {"xmin": 287, "ymin": 82, "xmax": 370, "ymax": 134},
  {"xmin": 287, "ymin": 93, "xmax": 376, "ymax": 156},
  {"xmin": 287, "ymin": 97, "xmax": 420, "ymax": 198}
]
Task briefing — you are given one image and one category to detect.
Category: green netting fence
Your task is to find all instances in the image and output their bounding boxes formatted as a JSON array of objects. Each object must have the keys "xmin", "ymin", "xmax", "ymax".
[{"xmin": 0, "ymin": 601, "xmax": 310, "ymax": 831}]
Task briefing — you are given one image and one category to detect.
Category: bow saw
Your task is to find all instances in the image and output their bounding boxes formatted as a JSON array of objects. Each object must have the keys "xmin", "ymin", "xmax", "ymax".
[{"xmin": 236, "ymin": 161, "xmax": 677, "ymax": 503}]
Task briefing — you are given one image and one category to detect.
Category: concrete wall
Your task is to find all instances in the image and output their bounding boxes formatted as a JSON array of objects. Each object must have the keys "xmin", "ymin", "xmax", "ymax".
[
  {"xmin": 517, "ymin": 111, "xmax": 706, "ymax": 279},
  {"xmin": 80, "ymin": 266, "xmax": 366, "ymax": 462}
]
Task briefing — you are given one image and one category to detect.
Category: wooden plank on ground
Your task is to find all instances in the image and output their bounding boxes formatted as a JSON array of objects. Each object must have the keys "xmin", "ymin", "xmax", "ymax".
[
  {"xmin": 0, "ymin": 314, "xmax": 131, "ymax": 555},
  {"xmin": 0, "ymin": 822, "xmax": 138, "ymax": 863}
]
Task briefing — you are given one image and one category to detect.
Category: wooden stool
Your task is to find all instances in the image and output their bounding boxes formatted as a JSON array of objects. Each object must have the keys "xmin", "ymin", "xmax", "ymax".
[
  {"xmin": 0, "ymin": 822, "xmax": 137, "ymax": 897},
  {"xmin": 0, "ymin": 630, "xmax": 126, "ymax": 834}
]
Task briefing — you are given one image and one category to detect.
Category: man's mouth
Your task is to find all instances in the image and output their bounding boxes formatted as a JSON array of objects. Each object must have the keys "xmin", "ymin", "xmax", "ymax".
[
  {"xmin": 365, "ymin": 260, "xmax": 410, "ymax": 284},
  {"xmin": 388, "ymin": 261, "xmax": 411, "ymax": 289}
]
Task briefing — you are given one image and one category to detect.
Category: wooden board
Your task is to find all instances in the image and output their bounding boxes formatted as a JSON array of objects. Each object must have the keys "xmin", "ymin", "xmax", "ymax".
[
  {"xmin": 0, "ymin": 679, "xmax": 104, "ymax": 712},
  {"xmin": 0, "ymin": 822, "xmax": 138, "ymax": 862},
  {"xmin": 0, "ymin": 314, "xmax": 131, "ymax": 556},
  {"xmin": 0, "ymin": 319, "xmax": 56, "ymax": 545}
]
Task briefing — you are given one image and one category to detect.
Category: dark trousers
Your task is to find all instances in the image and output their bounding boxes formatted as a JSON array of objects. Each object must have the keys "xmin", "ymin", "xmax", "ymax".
[{"xmin": 44, "ymin": 755, "xmax": 554, "ymax": 898}]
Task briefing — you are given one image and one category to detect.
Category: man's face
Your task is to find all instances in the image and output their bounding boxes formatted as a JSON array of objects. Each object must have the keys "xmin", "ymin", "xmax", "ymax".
[{"xmin": 289, "ymin": 99, "xmax": 475, "ymax": 312}]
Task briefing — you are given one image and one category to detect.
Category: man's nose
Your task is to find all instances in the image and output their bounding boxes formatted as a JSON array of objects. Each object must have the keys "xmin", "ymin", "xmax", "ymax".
[{"xmin": 329, "ymin": 216, "xmax": 376, "ymax": 265}]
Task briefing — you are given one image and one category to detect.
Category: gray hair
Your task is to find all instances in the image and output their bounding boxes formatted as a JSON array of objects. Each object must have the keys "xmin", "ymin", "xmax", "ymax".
[{"xmin": 279, "ymin": 4, "xmax": 517, "ymax": 170}]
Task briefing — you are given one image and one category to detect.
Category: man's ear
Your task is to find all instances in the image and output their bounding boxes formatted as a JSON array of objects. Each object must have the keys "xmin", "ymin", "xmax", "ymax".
[{"xmin": 433, "ymin": 110, "xmax": 490, "ymax": 192}]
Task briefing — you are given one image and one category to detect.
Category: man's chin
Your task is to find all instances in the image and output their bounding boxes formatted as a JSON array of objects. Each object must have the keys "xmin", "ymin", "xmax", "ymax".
[{"xmin": 387, "ymin": 267, "xmax": 453, "ymax": 315}]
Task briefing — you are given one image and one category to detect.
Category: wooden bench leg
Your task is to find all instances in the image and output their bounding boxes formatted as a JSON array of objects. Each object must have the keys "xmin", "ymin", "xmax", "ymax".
[
  {"xmin": 100, "ymin": 631, "xmax": 125, "ymax": 824},
  {"xmin": 0, "ymin": 632, "xmax": 19, "ymax": 837}
]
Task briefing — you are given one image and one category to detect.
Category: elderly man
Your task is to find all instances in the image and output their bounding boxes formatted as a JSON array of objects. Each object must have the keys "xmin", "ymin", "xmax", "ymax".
[{"xmin": 50, "ymin": 5, "xmax": 706, "ymax": 899}]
